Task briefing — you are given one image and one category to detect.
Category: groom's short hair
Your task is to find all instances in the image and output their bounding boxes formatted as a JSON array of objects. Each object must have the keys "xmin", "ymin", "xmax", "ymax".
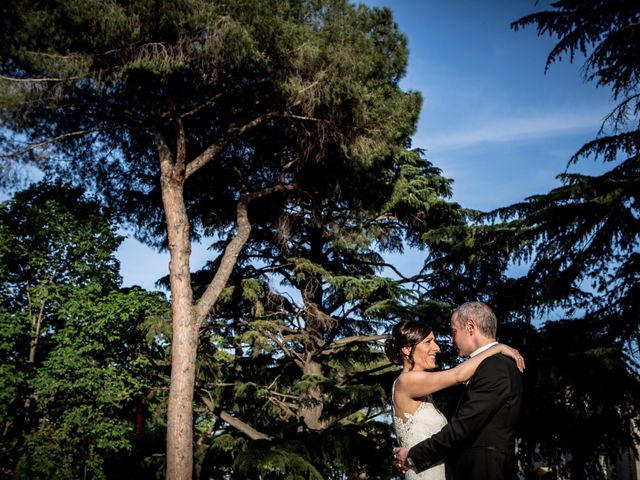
[{"xmin": 454, "ymin": 301, "xmax": 497, "ymax": 339}]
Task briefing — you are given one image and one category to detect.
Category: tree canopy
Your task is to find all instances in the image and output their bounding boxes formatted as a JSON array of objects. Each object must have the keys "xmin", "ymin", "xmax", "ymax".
[{"xmin": 507, "ymin": 4, "xmax": 640, "ymax": 473}]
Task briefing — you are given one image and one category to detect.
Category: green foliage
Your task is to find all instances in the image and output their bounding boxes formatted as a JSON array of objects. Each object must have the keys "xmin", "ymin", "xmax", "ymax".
[
  {"xmin": 0, "ymin": 183, "xmax": 171, "ymax": 479},
  {"xmin": 18, "ymin": 286, "xmax": 170, "ymax": 480},
  {"xmin": 224, "ymin": 422, "xmax": 397, "ymax": 480},
  {"xmin": 518, "ymin": 319, "xmax": 640, "ymax": 478},
  {"xmin": 234, "ymin": 441, "xmax": 323, "ymax": 480},
  {"xmin": 0, "ymin": 313, "xmax": 28, "ymax": 436},
  {"xmin": 0, "ymin": 0, "xmax": 422, "ymax": 247},
  {"xmin": 0, "ymin": 180, "xmax": 122, "ymax": 297}
]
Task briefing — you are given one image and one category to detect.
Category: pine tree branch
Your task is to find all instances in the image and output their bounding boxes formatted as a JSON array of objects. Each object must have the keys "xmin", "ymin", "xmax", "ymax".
[
  {"xmin": 354, "ymin": 258, "xmax": 425, "ymax": 283},
  {"xmin": 319, "ymin": 395, "xmax": 390, "ymax": 430},
  {"xmin": 266, "ymin": 396, "xmax": 296, "ymax": 421},
  {"xmin": 185, "ymin": 111, "xmax": 278, "ymax": 179},
  {"xmin": 0, "ymin": 73, "xmax": 78, "ymax": 83},
  {"xmin": 0, "ymin": 127, "xmax": 130, "ymax": 159},
  {"xmin": 215, "ymin": 407, "xmax": 272, "ymax": 441},
  {"xmin": 332, "ymin": 334, "xmax": 387, "ymax": 346},
  {"xmin": 281, "ymin": 113, "xmax": 384, "ymax": 133},
  {"xmin": 177, "ymin": 78, "xmax": 270, "ymax": 120},
  {"xmin": 338, "ymin": 363, "xmax": 397, "ymax": 386},
  {"xmin": 598, "ymin": 93, "xmax": 640, "ymax": 136},
  {"xmin": 193, "ymin": 183, "xmax": 296, "ymax": 323},
  {"xmin": 200, "ymin": 391, "xmax": 272, "ymax": 441},
  {"xmin": 258, "ymin": 326, "xmax": 303, "ymax": 362},
  {"xmin": 318, "ymin": 334, "xmax": 387, "ymax": 356}
]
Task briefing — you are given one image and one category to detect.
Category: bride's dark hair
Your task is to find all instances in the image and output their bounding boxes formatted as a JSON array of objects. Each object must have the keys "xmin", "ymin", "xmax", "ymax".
[{"xmin": 384, "ymin": 320, "xmax": 433, "ymax": 371}]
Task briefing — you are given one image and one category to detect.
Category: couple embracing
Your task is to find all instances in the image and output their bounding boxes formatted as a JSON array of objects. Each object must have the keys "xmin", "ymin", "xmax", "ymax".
[{"xmin": 386, "ymin": 301, "xmax": 524, "ymax": 480}]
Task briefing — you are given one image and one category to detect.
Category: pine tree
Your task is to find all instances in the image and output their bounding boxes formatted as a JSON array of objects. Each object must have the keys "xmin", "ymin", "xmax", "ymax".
[{"xmin": 181, "ymin": 144, "xmax": 462, "ymax": 478}]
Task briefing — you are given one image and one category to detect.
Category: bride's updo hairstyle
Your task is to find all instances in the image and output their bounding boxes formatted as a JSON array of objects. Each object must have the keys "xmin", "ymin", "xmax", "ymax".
[{"xmin": 385, "ymin": 320, "xmax": 433, "ymax": 371}]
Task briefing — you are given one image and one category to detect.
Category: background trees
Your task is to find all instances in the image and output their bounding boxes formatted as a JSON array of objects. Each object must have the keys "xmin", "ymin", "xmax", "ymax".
[
  {"xmin": 508, "ymin": 0, "xmax": 640, "ymax": 355},
  {"xmin": 506, "ymin": 2, "xmax": 640, "ymax": 476},
  {"xmin": 0, "ymin": 182, "xmax": 170, "ymax": 479}
]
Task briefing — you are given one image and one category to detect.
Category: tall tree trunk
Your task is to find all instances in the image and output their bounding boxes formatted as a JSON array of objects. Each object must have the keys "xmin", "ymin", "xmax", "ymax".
[
  {"xmin": 158, "ymin": 132, "xmax": 197, "ymax": 480},
  {"xmin": 164, "ymin": 179, "xmax": 197, "ymax": 480}
]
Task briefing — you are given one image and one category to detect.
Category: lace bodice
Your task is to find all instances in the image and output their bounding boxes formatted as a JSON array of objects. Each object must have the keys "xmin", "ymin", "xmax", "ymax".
[{"xmin": 393, "ymin": 382, "xmax": 448, "ymax": 480}]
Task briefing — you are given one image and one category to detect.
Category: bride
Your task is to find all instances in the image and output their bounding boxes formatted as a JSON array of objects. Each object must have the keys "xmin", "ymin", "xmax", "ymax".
[{"xmin": 385, "ymin": 320, "xmax": 524, "ymax": 479}]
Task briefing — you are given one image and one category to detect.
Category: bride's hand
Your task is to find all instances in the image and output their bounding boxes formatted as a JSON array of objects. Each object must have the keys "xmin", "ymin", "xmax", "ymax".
[
  {"xmin": 498, "ymin": 344, "xmax": 525, "ymax": 372},
  {"xmin": 393, "ymin": 447, "xmax": 410, "ymax": 473}
]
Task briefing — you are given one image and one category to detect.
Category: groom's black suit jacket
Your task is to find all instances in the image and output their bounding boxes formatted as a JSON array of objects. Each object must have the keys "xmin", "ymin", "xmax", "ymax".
[{"xmin": 408, "ymin": 353, "xmax": 522, "ymax": 480}]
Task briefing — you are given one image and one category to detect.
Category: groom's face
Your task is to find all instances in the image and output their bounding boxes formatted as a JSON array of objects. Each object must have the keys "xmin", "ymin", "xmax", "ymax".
[{"xmin": 450, "ymin": 314, "xmax": 474, "ymax": 357}]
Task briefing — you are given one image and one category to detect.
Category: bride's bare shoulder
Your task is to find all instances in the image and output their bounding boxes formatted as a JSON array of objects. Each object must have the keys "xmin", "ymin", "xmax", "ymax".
[{"xmin": 396, "ymin": 370, "xmax": 430, "ymax": 388}]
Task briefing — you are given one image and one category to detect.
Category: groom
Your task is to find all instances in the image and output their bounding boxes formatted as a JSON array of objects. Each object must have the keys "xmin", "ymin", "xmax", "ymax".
[{"xmin": 394, "ymin": 301, "xmax": 523, "ymax": 479}]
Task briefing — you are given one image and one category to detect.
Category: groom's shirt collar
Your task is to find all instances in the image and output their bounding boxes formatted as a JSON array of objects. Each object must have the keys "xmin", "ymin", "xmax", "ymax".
[{"xmin": 469, "ymin": 341, "xmax": 498, "ymax": 358}]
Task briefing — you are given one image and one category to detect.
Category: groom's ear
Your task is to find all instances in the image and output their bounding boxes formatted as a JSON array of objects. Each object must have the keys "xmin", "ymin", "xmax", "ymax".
[{"xmin": 466, "ymin": 319, "xmax": 477, "ymax": 335}]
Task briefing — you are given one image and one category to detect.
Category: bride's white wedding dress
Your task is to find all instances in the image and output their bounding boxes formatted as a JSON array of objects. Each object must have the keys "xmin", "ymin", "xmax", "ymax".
[{"xmin": 393, "ymin": 382, "xmax": 448, "ymax": 480}]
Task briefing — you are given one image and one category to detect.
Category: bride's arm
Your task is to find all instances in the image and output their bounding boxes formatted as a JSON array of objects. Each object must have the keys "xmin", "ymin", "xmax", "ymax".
[{"xmin": 397, "ymin": 343, "xmax": 524, "ymax": 399}]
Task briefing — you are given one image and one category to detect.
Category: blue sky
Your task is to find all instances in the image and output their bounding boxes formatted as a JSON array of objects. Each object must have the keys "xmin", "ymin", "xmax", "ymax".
[
  {"xmin": 116, "ymin": 0, "xmax": 614, "ymax": 290},
  {"xmin": 377, "ymin": 0, "xmax": 612, "ymax": 208}
]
